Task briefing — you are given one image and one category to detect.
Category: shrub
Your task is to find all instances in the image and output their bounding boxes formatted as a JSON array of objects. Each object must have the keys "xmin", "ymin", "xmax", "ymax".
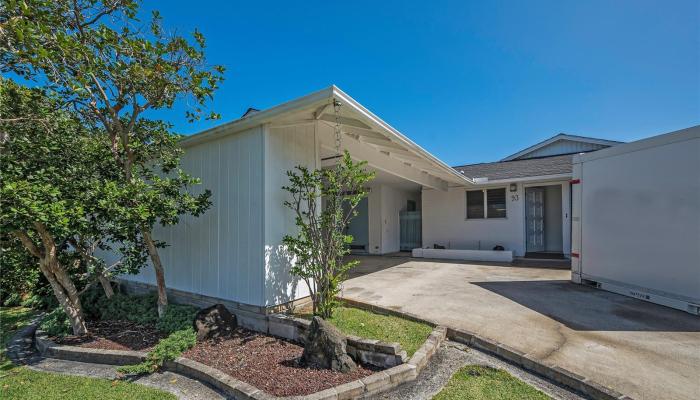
[
  {"xmin": 79, "ymin": 285, "xmax": 109, "ymax": 320},
  {"xmin": 20, "ymin": 280, "xmax": 59, "ymax": 310},
  {"xmin": 156, "ymin": 304, "xmax": 198, "ymax": 334},
  {"xmin": 40, "ymin": 307, "xmax": 72, "ymax": 337},
  {"xmin": 98, "ymin": 292, "xmax": 159, "ymax": 325},
  {"xmin": 0, "ymin": 236, "xmax": 40, "ymax": 306},
  {"xmin": 118, "ymin": 328, "xmax": 197, "ymax": 375}
]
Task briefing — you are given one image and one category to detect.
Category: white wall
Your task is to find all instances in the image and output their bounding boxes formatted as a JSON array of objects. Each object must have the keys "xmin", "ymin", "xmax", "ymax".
[
  {"xmin": 122, "ymin": 126, "xmax": 266, "ymax": 306},
  {"xmin": 381, "ymin": 185, "xmax": 420, "ymax": 253},
  {"xmin": 575, "ymin": 127, "xmax": 700, "ymax": 302},
  {"xmin": 367, "ymin": 184, "xmax": 382, "ymax": 254},
  {"xmin": 423, "ymin": 181, "xmax": 570, "ymax": 257},
  {"xmin": 263, "ymin": 123, "xmax": 318, "ymax": 307},
  {"xmin": 365, "ymin": 183, "xmax": 420, "ymax": 254}
]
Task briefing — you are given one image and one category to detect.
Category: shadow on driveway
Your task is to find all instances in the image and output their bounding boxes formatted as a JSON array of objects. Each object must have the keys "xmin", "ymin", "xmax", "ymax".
[{"xmin": 473, "ymin": 279, "xmax": 700, "ymax": 332}]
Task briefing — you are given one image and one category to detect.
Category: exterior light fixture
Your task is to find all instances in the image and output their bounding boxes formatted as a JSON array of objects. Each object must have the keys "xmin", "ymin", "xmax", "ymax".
[{"xmin": 509, "ymin": 183, "xmax": 517, "ymax": 192}]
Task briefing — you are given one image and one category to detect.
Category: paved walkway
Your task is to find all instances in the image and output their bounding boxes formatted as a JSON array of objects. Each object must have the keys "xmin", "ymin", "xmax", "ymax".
[
  {"xmin": 6, "ymin": 321, "xmax": 228, "ymax": 400},
  {"xmin": 342, "ymin": 256, "xmax": 700, "ymax": 400}
]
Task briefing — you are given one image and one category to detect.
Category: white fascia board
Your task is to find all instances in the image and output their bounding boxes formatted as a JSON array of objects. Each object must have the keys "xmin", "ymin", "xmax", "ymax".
[
  {"xmin": 180, "ymin": 86, "xmax": 334, "ymax": 148},
  {"xmin": 178, "ymin": 85, "xmax": 473, "ymax": 186},
  {"xmin": 331, "ymin": 86, "xmax": 473, "ymax": 186},
  {"xmin": 501, "ymin": 133, "xmax": 623, "ymax": 161},
  {"xmin": 449, "ymin": 173, "xmax": 573, "ymax": 188}
]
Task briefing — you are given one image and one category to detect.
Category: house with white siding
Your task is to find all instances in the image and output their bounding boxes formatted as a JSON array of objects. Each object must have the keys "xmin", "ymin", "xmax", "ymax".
[{"xmin": 118, "ymin": 86, "xmax": 622, "ymax": 314}]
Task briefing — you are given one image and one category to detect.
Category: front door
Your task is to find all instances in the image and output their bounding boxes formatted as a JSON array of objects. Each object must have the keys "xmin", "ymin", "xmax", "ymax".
[{"xmin": 526, "ymin": 187, "xmax": 545, "ymax": 252}]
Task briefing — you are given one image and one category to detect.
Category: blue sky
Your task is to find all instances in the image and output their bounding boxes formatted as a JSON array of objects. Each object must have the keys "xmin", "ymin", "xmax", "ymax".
[{"xmin": 151, "ymin": 0, "xmax": 699, "ymax": 165}]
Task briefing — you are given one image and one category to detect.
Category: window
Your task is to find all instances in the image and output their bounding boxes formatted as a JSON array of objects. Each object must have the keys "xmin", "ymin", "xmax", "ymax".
[
  {"xmin": 466, "ymin": 188, "xmax": 507, "ymax": 219},
  {"xmin": 466, "ymin": 190, "xmax": 484, "ymax": 219},
  {"xmin": 486, "ymin": 188, "xmax": 506, "ymax": 218}
]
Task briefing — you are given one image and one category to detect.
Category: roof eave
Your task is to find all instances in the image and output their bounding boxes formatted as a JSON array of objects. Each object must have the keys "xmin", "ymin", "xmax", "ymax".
[
  {"xmin": 331, "ymin": 86, "xmax": 473, "ymax": 185},
  {"xmin": 180, "ymin": 86, "xmax": 335, "ymax": 148}
]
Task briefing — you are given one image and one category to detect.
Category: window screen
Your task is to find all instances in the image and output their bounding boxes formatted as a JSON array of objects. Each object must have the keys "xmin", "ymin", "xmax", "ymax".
[
  {"xmin": 466, "ymin": 190, "xmax": 484, "ymax": 219},
  {"xmin": 487, "ymin": 188, "xmax": 507, "ymax": 218}
]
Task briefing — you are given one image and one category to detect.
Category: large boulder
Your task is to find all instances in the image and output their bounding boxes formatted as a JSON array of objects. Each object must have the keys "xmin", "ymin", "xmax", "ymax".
[
  {"xmin": 301, "ymin": 316, "xmax": 357, "ymax": 373},
  {"xmin": 193, "ymin": 304, "xmax": 237, "ymax": 341}
]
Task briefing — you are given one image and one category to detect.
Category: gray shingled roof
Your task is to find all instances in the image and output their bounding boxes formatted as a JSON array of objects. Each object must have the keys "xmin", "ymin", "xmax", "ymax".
[{"xmin": 453, "ymin": 154, "xmax": 573, "ymax": 180}]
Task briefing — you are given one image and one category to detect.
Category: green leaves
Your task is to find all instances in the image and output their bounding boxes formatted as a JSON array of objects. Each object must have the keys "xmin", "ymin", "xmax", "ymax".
[{"xmin": 282, "ymin": 151, "xmax": 374, "ymax": 318}]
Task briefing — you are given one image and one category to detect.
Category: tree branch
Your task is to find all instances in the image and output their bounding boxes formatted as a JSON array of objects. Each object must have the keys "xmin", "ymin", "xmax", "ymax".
[{"xmin": 12, "ymin": 230, "xmax": 43, "ymax": 258}]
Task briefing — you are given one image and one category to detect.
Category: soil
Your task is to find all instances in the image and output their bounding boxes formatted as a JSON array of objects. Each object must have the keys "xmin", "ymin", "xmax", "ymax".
[
  {"xmin": 183, "ymin": 327, "xmax": 379, "ymax": 396},
  {"xmin": 56, "ymin": 320, "xmax": 165, "ymax": 351}
]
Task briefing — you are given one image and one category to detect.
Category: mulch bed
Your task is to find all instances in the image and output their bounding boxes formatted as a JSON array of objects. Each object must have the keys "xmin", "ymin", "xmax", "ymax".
[
  {"xmin": 183, "ymin": 327, "xmax": 379, "ymax": 397},
  {"xmin": 56, "ymin": 320, "xmax": 165, "ymax": 351}
]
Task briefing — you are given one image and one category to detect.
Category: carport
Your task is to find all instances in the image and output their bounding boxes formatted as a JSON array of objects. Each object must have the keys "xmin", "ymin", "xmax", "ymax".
[{"xmin": 341, "ymin": 256, "xmax": 700, "ymax": 400}]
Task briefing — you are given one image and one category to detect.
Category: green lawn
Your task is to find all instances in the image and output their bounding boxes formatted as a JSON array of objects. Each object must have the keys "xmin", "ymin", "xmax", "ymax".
[
  {"xmin": 0, "ymin": 307, "xmax": 176, "ymax": 400},
  {"xmin": 300, "ymin": 306, "xmax": 433, "ymax": 356},
  {"xmin": 433, "ymin": 365, "xmax": 550, "ymax": 400}
]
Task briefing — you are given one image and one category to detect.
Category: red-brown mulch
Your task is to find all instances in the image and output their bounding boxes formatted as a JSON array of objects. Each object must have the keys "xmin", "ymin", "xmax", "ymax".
[
  {"xmin": 56, "ymin": 320, "xmax": 165, "ymax": 351},
  {"xmin": 183, "ymin": 327, "xmax": 379, "ymax": 397}
]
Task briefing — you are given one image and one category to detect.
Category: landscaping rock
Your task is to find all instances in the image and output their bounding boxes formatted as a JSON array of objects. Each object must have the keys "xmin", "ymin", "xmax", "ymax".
[
  {"xmin": 302, "ymin": 316, "xmax": 357, "ymax": 373},
  {"xmin": 193, "ymin": 304, "xmax": 237, "ymax": 341}
]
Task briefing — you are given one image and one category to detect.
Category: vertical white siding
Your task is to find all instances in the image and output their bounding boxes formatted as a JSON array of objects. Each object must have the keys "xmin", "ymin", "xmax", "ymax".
[
  {"xmin": 121, "ymin": 126, "xmax": 266, "ymax": 307},
  {"xmin": 263, "ymin": 123, "xmax": 317, "ymax": 306}
]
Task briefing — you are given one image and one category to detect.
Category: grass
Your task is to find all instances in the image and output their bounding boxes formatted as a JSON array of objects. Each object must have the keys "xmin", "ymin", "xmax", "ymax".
[
  {"xmin": 0, "ymin": 306, "xmax": 176, "ymax": 400},
  {"xmin": 433, "ymin": 365, "xmax": 551, "ymax": 400},
  {"xmin": 299, "ymin": 306, "xmax": 433, "ymax": 356}
]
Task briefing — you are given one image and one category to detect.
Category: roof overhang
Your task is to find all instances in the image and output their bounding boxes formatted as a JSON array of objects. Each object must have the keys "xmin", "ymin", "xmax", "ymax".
[{"xmin": 181, "ymin": 86, "xmax": 474, "ymax": 188}]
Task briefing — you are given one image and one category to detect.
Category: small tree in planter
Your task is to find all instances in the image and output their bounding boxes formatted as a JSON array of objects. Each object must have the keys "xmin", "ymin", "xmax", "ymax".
[{"xmin": 283, "ymin": 151, "xmax": 374, "ymax": 319}]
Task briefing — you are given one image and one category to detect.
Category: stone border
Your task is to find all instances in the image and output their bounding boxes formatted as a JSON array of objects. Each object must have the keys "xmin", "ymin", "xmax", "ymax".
[
  {"xmin": 34, "ymin": 324, "xmax": 447, "ymax": 399},
  {"xmin": 338, "ymin": 299, "xmax": 634, "ymax": 400},
  {"xmin": 268, "ymin": 313, "xmax": 408, "ymax": 368}
]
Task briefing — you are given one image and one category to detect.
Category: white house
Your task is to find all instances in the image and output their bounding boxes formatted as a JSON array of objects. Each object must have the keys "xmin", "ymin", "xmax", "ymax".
[
  {"xmin": 422, "ymin": 133, "xmax": 621, "ymax": 260},
  {"xmin": 118, "ymin": 86, "xmax": 625, "ymax": 313}
]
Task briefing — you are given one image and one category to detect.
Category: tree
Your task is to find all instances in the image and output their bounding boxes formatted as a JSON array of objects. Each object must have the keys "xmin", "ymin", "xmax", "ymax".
[
  {"xmin": 0, "ymin": 79, "xmax": 146, "ymax": 334},
  {"xmin": 1, "ymin": 0, "xmax": 224, "ymax": 316},
  {"xmin": 282, "ymin": 151, "xmax": 374, "ymax": 318}
]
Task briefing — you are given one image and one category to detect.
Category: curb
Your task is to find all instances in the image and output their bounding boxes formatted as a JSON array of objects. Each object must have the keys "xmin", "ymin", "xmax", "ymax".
[
  {"xmin": 34, "ymin": 325, "xmax": 446, "ymax": 399},
  {"xmin": 339, "ymin": 299, "xmax": 633, "ymax": 400}
]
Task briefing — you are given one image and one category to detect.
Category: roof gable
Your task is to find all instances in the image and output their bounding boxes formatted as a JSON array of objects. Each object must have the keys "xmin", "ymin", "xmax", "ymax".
[{"xmin": 502, "ymin": 134, "xmax": 622, "ymax": 161}]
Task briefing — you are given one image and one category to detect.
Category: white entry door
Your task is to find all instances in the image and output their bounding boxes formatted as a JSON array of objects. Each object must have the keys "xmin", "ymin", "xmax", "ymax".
[{"xmin": 526, "ymin": 187, "xmax": 545, "ymax": 252}]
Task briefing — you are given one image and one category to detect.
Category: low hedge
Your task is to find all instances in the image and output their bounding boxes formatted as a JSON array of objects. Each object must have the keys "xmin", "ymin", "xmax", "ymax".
[{"xmin": 40, "ymin": 290, "xmax": 198, "ymax": 337}]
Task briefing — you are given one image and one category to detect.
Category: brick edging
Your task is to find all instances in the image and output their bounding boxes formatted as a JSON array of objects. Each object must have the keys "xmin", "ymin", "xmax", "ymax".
[
  {"xmin": 337, "ymin": 298, "xmax": 633, "ymax": 400},
  {"xmin": 447, "ymin": 328, "xmax": 632, "ymax": 400},
  {"xmin": 34, "ymin": 325, "xmax": 446, "ymax": 399}
]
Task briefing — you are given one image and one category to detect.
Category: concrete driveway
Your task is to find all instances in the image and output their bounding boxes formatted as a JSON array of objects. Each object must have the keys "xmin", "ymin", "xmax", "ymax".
[{"xmin": 342, "ymin": 256, "xmax": 700, "ymax": 400}]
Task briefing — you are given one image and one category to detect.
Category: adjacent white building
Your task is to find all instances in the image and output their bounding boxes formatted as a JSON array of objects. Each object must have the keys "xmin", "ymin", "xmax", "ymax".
[
  {"xmin": 116, "ymin": 86, "xmax": 698, "ymax": 315},
  {"xmin": 571, "ymin": 126, "xmax": 700, "ymax": 314}
]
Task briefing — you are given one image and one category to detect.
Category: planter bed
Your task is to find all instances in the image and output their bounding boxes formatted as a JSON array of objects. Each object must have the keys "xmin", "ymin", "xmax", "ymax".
[
  {"xmin": 55, "ymin": 320, "xmax": 165, "ymax": 351},
  {"xmin": 183, "ymin": 326, "xmax": 379, "ymax": 397}
]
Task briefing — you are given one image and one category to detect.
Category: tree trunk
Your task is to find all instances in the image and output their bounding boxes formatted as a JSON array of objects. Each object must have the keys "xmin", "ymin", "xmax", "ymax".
[
  {"xmin": 41, "ymin": 261, "xmax": 88, "ymax": 335},
  {"xmin": 14, "ymin": 228, "xmax": 88, "ymax": 335},
  {"xmin": 98, "ymin": 272, "xmax": 114, "ymax": 298},
  {"xmin": 142, "ymin": 229, "xmax": 168, "ymax": 317}
]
